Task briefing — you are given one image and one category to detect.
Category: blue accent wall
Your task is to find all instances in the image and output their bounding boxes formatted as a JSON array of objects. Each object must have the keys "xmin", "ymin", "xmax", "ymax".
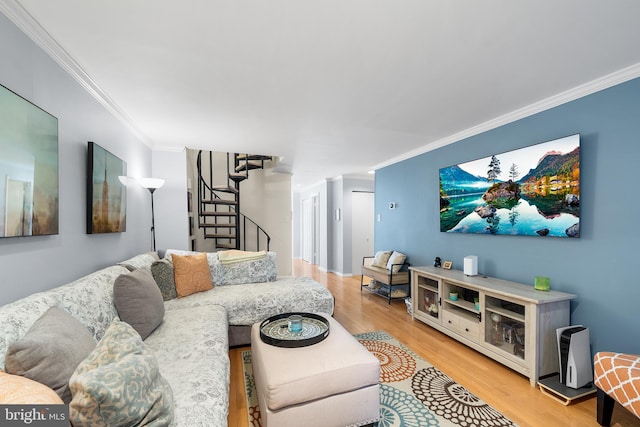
[{"xmin": 375, "ymin": 77, "xmax": 640, "ymax": 355}]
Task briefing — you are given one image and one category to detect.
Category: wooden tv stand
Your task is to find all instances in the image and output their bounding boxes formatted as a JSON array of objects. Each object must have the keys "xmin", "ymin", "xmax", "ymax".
[{"xmin": 410, "ymin": 266, "xmax": 576, "ymax": 386}]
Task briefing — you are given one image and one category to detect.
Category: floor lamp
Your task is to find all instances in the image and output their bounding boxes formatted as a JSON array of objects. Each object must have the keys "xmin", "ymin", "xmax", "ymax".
[{"xmin": 139, "ymin": 178, "xmax": 165, "ymax": 252}]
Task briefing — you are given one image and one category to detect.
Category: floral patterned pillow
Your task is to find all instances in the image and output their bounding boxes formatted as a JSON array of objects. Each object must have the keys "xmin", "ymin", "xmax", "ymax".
[
  {"xmin": 150, "ymin": 259, "xmax": 177, "ymax": 300},
  {"xmin": 69, "ymin": 319, "xmax": 174, "ymax": 426},
  {"xmin": 212, "ymin": 252, "xmax": 277, "ymax": 286}
]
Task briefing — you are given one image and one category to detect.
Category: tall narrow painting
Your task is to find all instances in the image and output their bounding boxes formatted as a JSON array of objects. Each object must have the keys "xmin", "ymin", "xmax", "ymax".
[
  {"xmin": 0, "ymin": 84, "xmax": 59, "ymax": 238},
  {"xmin": 87, "ymin": 142, "xmax": 127, "ymax": 233},
  {"xmin": 439, "ymin": 134, "xmax": 580, "ymax": 238}
]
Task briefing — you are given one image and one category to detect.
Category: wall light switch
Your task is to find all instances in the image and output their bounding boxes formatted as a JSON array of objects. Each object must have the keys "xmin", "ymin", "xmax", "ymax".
[{"xmin": 377, "ymin": 214, "xmax": 381, "ymax": 222}]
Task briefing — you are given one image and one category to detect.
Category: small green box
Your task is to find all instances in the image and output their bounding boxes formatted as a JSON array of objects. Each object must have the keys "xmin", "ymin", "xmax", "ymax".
[{"xmin": 534, "ymin": 276, "xmax": 550, "ymax": 291}]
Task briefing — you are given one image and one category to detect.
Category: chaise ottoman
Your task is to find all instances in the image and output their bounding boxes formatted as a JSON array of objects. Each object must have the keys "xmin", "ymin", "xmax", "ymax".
[{"xmin": 251, "ymin": 314, "xmax": 380, "ymax": 427}]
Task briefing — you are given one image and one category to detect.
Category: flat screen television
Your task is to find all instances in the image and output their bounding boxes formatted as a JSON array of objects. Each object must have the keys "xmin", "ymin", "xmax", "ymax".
[
  {"xmin": 0, "ymin": 83, "xmax": 59, "ymax": 238},
  {"xmin": 439, "ymin": 134, "xmax": 580, "ymax": 238}
]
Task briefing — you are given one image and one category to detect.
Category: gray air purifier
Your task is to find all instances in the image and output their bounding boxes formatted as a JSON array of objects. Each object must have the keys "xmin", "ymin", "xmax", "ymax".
[{"xmin": 556, "ymin": 325, "xmax": 592, "ymax": 389}]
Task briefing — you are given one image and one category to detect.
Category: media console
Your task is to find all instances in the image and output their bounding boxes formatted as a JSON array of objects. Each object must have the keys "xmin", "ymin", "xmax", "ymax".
[{"xmin": 410, "ymin": 266, "xmax": 576, "ymax": 386}]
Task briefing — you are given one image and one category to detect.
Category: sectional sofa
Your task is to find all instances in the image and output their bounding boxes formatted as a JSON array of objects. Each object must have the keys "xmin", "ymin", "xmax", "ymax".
[{"xmin": 0, "ymin": 250, "xmax": 335, "ymax": 426}]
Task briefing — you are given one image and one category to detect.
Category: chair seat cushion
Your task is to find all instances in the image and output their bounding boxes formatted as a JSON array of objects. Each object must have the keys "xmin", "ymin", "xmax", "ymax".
[
  {"xmin": 594, "ymin": 351, "xmax": 640, "ymax": 419},
  {"xmin": 361, "ymin": 265, "xmax": 409, "ymax": 285}
]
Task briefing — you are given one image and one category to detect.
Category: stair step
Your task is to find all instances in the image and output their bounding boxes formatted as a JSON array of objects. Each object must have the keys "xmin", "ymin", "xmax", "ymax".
[
  {"xmin": 236, "ymin": 154, "xmax": 272, "ymax": 161},
  {"xmin": 200, "ymin": 211, "xmax": 237, "ymax": 217},
  {"xmin": 211, "ymin": 186, "xmax": 238, "ymax": 194},
  {"xmin": 235, "ymin": 161, "xmax": 264, "ymax": 172},
  {"xmin": 228, "ymin": 173, "xmax": 248, "ymax": 183},
  {"xmin": 201, "ymin": 199, "xmax": 238, "ymax": 206},
  {"xmin": 215, "ymin": 243, "xmax": 236, "ymax": 249},
  {"xmin": 204, "ymin": 233, "xmax": 235, "ymax": 239},
  {"xmin": 200, "ymin": 223, "xmax": 236, "ymax": 228}
]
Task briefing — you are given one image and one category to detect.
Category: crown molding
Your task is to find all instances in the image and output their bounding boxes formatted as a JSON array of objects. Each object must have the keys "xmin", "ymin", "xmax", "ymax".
[
  {"xmin": 374, "ymin": 62, "xmax": 640, "ymax": 171},
  {"xmin": 0, "ymin": 0, "xmax": 149, "ymax": 146}
]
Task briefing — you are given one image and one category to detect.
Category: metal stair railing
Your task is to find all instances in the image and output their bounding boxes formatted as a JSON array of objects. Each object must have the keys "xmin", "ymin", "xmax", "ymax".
[{"xmin": 196, "ymin": 150, "xmax": 271, "ymax": 251}]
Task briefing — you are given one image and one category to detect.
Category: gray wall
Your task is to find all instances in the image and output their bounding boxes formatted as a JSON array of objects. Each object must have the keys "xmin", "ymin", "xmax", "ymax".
[
  {"xmin": 153, "ymin": 149, "xmax": 189, "ymax": 252},
  {"xmin": 0, "ymin": 14, "xmax": 152, "ymax": 305}
]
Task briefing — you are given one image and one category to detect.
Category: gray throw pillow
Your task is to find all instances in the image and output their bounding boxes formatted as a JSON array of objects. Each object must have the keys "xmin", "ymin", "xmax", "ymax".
[
  {"xmin": 113, "ymin": 268, "xmax": 165, "ymax": 339},
  {"xmin": 5, "ymin": 307, "xmax": 97, "ymax": 403},
  {"xmin": 150, "ymin": 259, "xmax": 177, "ymax": 300}
]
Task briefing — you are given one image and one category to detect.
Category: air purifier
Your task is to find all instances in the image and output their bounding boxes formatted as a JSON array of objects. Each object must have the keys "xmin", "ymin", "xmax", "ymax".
[
  {"xmin": 557, "ymin": 325, "xmax": 592, "ymax": 389},
  {"xmin": 464, "ymin": 256, "xmax": 478, "ymax": 276}
]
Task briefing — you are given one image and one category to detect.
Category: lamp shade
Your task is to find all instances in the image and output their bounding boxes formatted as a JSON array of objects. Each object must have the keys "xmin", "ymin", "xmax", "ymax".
[{"xmin": 138, "ymin": 178, "xmax": 165, "ymax": 190}]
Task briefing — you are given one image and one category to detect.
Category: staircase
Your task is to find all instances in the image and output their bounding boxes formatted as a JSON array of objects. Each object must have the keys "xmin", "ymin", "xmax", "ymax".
[{"xmin": 196, "ymin": 151, "xmax": 272, "ymax": 251}]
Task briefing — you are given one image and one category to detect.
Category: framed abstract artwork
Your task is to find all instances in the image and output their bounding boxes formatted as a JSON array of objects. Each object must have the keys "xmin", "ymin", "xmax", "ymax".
[
  {"xmin": 0, "ymin": 83, "xmax": 59, "ymax": 238},
  {"xmin": 87, "ymin": 142, "xmax": 127, "ymax": 233},
  {"xmin": 439, "ymin": 134, "xmax": 580, "ymax": 238}
]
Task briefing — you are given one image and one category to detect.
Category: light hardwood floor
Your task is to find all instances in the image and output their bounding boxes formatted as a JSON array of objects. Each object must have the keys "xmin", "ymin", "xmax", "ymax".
[{"xmin": 228, "ymin": 260, "xmax": 640, "ymax": 427}]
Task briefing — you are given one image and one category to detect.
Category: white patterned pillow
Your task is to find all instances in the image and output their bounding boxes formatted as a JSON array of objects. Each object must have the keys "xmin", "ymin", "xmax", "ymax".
[
  {"xmin": 386, "ymin": 251, "xmax": 407, "ymax": 273},
  {"xmin": 211, "ymin": 252, "xmax": 278, "ymax": 286},
  {"xmin": 69, "ymin": 320, "xmax": 174, "ymax": 426},
  {"xmin": 371, "ymin": 251, "xmax": 392, "ymax": 268}
]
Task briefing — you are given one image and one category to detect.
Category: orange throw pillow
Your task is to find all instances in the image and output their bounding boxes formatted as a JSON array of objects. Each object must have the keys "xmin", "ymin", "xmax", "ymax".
[
  {"xmin": 172, "ymin": 253, "xmax": 213, "ymax": 298},
  {"xmin": 0, "ymin": 371, "xmax": 64, "ymax": 404}
]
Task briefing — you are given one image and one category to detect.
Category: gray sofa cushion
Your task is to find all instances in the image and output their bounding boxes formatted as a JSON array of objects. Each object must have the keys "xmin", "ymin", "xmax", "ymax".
[
  {"xmin": 144, "ymin": 304, "xmax": 229, "ymax": 426},
  {"xmin": 113, "ymin": 268, "xmax": 165, "ymax": 340},
  {"xmin": 164, "ymin": 276, "xmax": 335, "ymax": 326},
  {"xmin": 5, "ymin": 307, "xmax": 96, "ymax": 403}
]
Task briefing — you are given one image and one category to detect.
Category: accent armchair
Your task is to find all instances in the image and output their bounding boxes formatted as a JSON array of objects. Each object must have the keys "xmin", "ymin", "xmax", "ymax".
[{"xmin": 593, "ymin": 352, "xmax": 640, "ymax": 426}]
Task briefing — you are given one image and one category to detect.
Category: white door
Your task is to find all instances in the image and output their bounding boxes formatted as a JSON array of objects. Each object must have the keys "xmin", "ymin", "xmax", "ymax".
[
  {"xmin": 351, "ymin": 192, "xmax": 374, "ymax": 275},
  {"xmin": 302, "ymin": 198, "xmax": 313, "ymax": 263}
]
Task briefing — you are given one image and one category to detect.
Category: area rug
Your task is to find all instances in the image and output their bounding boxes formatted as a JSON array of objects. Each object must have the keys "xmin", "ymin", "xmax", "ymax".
[{"xmin": 242, "ymin": 331, "xmax": 518, "ymax": 427}]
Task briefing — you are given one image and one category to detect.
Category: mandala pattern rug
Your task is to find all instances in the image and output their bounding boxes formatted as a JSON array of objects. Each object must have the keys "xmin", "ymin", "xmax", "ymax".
[{"xmin": 242, "ymin": 331, "xmax": 518, "ymax": 427}]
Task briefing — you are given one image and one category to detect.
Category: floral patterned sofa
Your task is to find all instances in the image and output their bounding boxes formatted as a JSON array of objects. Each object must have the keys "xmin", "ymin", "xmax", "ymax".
[{"xmin": 0, "ymin": 251, "xmax": 334, "ymax": 426}]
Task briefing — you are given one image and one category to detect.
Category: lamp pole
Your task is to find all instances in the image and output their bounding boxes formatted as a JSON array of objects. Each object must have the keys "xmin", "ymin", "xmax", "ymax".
[
  {"xmin": 148, "ymin": 187, "xmax": 158, "ymax": 252},
  {"xmin": 139, "ymin": 178, "xmax": 165, "ymax": 252}
]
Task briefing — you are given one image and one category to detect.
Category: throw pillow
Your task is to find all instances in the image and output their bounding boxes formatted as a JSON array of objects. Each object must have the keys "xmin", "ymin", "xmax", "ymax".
[
  {"xmin": 172, "ymin": 253, "xmax": 214, "ymax": 297},
  {"xmin": 150, "ymin": 259, "xmax": 178, "ymax": 300},
  {"xmin": 69, "ymin": 319, "xmax": 174, "ymax": 427},
  {"xmin": 118, "ymin": 252, "xmax": 160, "ymax": 271},
  {"xmin": 387, "ymin": 251, "xmax": 407, "ymax": 273},
  {"xmin": 5, "ymin": 307, "xmax": 97, "ymax": 403},
  {"xmin": 371, "ymin": 251, "xmax": 392, "ymax": 268},
  {"xmin": 213, "ymin": 251, "xmax": 278, "ymax": 286},
  {"xmin": 0, "ymin": 371, "xmax": 64, "ymax": 404},
  {"xmin": 113, "ymin": 268, "xmax": 165, "ymax": 339}
]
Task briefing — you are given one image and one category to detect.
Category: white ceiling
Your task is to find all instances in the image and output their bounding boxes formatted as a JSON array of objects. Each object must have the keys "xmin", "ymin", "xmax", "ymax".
[{"xmin": 4, "ymin": 1, "xmax": 640, "ymax": 188}]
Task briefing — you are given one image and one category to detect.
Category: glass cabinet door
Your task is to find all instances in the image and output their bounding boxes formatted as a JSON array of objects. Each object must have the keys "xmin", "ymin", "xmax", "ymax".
[
  {"xmin": 416, "ymin": 275, "xmax": 440, "ymax": 320},
  {"xmin": 484, "ymin": 295, "xmax": 526, "ymax": 361}
]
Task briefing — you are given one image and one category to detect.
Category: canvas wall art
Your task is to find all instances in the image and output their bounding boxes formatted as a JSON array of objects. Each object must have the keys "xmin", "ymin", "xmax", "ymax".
[
  {"xmin": 0, "ymin": 84, "xmax": 59, "ymax": 238},
  {"xmin": 87, "ymin": 142, "xmax": 127, "ymax": 233},
  {"xmin": 439, "ymin": 134, "xmax": 580, "ymax": 237}
]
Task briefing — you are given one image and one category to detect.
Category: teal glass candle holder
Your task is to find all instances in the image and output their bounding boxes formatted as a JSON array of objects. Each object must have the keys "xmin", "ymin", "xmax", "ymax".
[
  {"xmin": 288, "ymin": 315, "xmax": 303, "ymax": 333},
  {"xmin": 534, "ymin": 276, "xmax": 550, "ymax": 291}
]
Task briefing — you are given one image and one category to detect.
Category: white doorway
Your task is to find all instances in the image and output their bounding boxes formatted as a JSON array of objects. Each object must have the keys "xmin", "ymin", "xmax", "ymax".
[
  {"xmin": 351, "ymin": 191, "xmax": 374, "ymax": 275},
  {"xmin": 301, "ymin": 195, "xmax": 319, "ymax": 264}
]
